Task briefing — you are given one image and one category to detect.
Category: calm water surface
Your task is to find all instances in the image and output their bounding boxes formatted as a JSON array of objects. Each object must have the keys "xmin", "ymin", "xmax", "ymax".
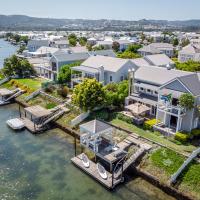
[
  {"xmin": 0, "ymin": 104, "xmax": 175, "ymax": 200},
  {"xmin": 0, "ymin": 39, "xmax": 17, "ymax": 68}
]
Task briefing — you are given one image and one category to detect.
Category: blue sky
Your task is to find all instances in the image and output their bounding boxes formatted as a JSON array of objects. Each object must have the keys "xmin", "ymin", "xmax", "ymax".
[{"xmin": 1, "ymin": 0, "xmax": 200, "ymax": 20}]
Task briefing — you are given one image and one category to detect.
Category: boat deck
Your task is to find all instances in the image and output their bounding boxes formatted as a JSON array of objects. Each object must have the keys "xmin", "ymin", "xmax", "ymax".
[
  {"xmin": 71, "ymin": 154, "xmax": 121, "ymax": 189},
  {"xmin": 21, "ymin": 118, "xmax": 42, "ymax": 133}
]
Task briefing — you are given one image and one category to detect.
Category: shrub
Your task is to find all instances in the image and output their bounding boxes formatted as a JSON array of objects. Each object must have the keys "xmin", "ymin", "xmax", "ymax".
[
  {"xmin": 44, "ymin": 84, "xmax": 56, "ymax": 93},
  {"xmin": 143, "ymin": 119, "xmax": 158, "ymax": 131},
  {"xmin": 116, "ymin": 113, "xmax": 133, "ymax": 124},
  {"xmin": 58, "ymin": 86, "xmax": 69, "ymax": 98},
  {"xmin": 91, "ymin": 110, "xmax": 109, "ymax": 121},
  {"xmin": 191, "ymin": 129, "xmax": 200, "ymax": 137},
  {"xmin": 46, "ymin": 103, "xmax": 57, "ymax": 109},
  {"xmin": 175, "ymin": 132, "xmax": 190, "ymax": 143}
]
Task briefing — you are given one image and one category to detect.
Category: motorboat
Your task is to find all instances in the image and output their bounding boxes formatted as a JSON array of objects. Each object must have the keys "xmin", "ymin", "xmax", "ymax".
[
  {"xmin": 97, "ymin": 163, "xmax": 108, "ymax": 180},
  {"xmin": 81, "ymin": 153, "xmax": 90, "ymax": 168},
  {"xmin": 6, "ymin": 118, "xmax": 25, "ymax": 130}
]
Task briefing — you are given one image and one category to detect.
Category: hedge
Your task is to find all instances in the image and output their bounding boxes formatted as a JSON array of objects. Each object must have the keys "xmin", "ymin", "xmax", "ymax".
[
  {"xmin": 191, "ymin": 129, "xmax": 200, "ymax": 137},
  {"xmin": 175, "ymin": 132, "xmax": 190, "ymax": 143},
  {"xmin": 116, "ymin": 113, "xmax": 133, "ymax": 124},
  {"xmin": 143, "ymin": 119, "xmax": 158, "ymax": 131}
]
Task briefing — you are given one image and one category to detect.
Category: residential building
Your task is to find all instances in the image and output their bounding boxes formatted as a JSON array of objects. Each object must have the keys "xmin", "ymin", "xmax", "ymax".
[
  {"xmin": 138, "ymin": 43, "xmax": 174, "ymax": 58},
  {"xmin": 27, "ymin": 39, "xmax": 50, "ymax": 52},
  {"xmin": 125, "ymin": 66, "xmax": 200, "ymax": 133},
  {"xmin": 132, "ymin": 54, "xmax": 175, "ymax": 68},
  {"xmin": 178, "ymin": 44, "xmax": 200, "ymax": 62},
  {"xmin": 71, "ymin": 55, "xmax": 138, "ymax": 87}
]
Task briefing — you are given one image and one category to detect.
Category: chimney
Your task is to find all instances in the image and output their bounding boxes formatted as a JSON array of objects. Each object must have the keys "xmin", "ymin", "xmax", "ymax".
[{"xmin": 99, "ymin": 65, "xmax": 104, "ymax": 85}]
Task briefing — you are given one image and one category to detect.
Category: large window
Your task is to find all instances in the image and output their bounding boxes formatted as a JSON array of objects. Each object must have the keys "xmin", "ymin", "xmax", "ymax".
[{"xmin": 110, "ymin": 76, "xmax": 113, "ymax": 82}]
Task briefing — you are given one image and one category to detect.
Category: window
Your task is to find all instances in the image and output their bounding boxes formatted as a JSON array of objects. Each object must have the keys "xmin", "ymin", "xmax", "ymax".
[
  {"xmin": 155, "ymin": 91, "xmax": 158, "ymax": 95},
  {"xmin": 140, "ymin": 87, "xmax": 144, "ymax": 91},
  {"xmin": 120, "ymin": 76, "xmax": 124, "ymax": 81},
  {"xmin": 110, "ymin": 76, "xmax": 113, "ymax": 82}
]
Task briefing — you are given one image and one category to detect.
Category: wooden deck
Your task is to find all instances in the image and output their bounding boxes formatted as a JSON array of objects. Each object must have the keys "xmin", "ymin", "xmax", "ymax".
[
  {"xmin": 71, "ymin": 154, "xmax": 122, "ymax": 189},
  {"xmin": 21, "ymin": 118, "xmax": 42, "ymax": 133}
]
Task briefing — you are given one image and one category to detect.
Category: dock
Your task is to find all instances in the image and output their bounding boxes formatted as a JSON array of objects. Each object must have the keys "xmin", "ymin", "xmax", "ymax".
[{"xmin": 71, "ymin": 154, "xmax": 122, "ymax": 189}]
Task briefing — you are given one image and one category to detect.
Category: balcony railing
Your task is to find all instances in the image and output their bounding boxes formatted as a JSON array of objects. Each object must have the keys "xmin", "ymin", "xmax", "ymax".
[{"xmin": 157, "ymin": 101, "xmax": 186, "ymax": 116}]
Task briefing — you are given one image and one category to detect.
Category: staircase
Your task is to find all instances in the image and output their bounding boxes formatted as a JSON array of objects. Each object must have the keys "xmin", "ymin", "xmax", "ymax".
[
  {"xmin": 25, "ymin": 89, "xmax": 41, "ymax": 102},
  {"xmin": 170, "ymin": 147, "xmax": 200, "ymax": 184},
  {"xmin": 4, "ymin": 89, "xmax": 24, "ymax": 102}
]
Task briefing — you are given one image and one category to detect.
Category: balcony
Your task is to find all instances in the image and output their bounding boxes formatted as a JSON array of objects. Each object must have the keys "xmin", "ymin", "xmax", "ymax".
[{"xmin": 157, "ymin": 101, "xmax": 186, "ymax": 116}]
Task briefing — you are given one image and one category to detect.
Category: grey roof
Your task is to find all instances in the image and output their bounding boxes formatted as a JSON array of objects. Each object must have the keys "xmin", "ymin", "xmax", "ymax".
[
  {"xmin": 144, "ymin": 54, "xmax": 174, "ymax": 66},
  {"xmin": 81, "ymin": 55, "xmax": 131, "ymax": 72},
  {"xmin": 80, "ymin": 120, "xmax": 112, "ymax": 135},
  {"xmin": 180, "ymin": 44, "xmax": 200, "ymax": 54},
  {"xmin": 131, "ymin": 58, "xmax": 151, "ymax": 67},
  {"xmin": 138, "ymin": 43, "xmax": 174, "ymax": 53},
  {"xmin": 53, "ymin": 50, "xmax": 89, "ymax": 62},
  {"xmin": 177, "ymin": 73, "xmax": 200, "ymax": 96},
  {"xmin": 89, "ymin": 50, "xmax": 116, "ymax": 58},
  {"xmin": 72, "ymin": 65, "xmax": 99, "ymax": 74},
  {"xmin": 135, "ymin": 66, "xmax": 193, "ymax": 86}
]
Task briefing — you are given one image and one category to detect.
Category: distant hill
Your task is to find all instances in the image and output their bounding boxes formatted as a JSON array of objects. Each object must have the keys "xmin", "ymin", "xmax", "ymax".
[{"xmin": 0, "ymin": 15, "xmax": 200, "ymax": 31}]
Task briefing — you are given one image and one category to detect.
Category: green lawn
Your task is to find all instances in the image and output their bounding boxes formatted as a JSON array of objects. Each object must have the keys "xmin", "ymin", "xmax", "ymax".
[
  {"xmin": 15, "ymin": 78, "xmax": 46, "ymax": 90},
  {"xmin": 111, "ymin": 118, "xmax": 196, "ymax": 154}
]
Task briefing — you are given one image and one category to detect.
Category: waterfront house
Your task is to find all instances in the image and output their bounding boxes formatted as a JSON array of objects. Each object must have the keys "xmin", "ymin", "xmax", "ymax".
[
  {"xmin": 115, "ymin": 39, "xmax": 135, "ymax": 51},
  {"xmin": 138, "ymin": 43, "xmax": 174, "ymax": 58},
  {"xmin": 125, "ymin": 66, "xmax": 200, "ymax": 133},
  {"xmin": 178, "ymin": 44, "xmax": 200, "ymax": 62},
  {"xmin": 27, "ymin": 39, "xmax": 50, "ymax": 52},
  {"xmin": 52, "ymin": 39, "xmax": 69, "ymax": 49},
  {"xmin": 71, "ymin": 55, "xmax": 137, "ymax": 87}
]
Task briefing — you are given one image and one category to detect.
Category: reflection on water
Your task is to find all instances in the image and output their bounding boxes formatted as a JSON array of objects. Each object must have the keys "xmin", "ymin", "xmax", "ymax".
[{"xmin": 0, "ymin": 104, "xmax": 175, "ymax": 200}]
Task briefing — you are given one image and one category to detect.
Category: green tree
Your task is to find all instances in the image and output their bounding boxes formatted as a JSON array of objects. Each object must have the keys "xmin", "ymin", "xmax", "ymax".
[
  {"xmin": 104, "ymin": 80, "xmax": 128, "ymax": 107},
  {"xmin": 117, "ymin": 51, "xmax": 141, "ymax": 59},
  {"xmin": 69, "ymin": 38, "xmax": 77, "ymax": 47},
  {"xmin": 181, "ymin": 39, "xmax": 190, "ymax": 47},
  {"xmin": 112, "ymin": 41, "xmax": 120, "ymax": 52},
  {"xmin": 72, "ymin": 78, "xmax": 105, "ymax": 111},
  {"xmin": 3, "ymin": 55, "xmax": 36, "ymax": 78},
  {"xmin": 173, "ymin": 38, "xmax": 179, "ymax": 46},
  {"xmin": 17, "ymin": 45, "xmax": 26, "ymax": 54},
  {"xmin": 92, "ymin": 45, "xmax": 105, "ymax": 51},
  {"xmin": 20, "ymin": 36, "xmax": 29, "ymax": 45},
  {"xmin": 79, "ymin": 37, "xmax": 87, "ymax": 46},
  {"xmin": 179, "ymin": 93, "xmax": 195, "ymax": 110},
  {"xmin": 68, "ymin": 33, "xmax": 77, "ymax": 40},
  {"xmin": 58, "ymin": 61, "xmax": 81, "ymax": 84},
  {"xmin": 175, "ymin": 60, "xmax": 200, "ymax": 72},
  {"xmin": 126, "ymin": 44, "xmax": 142, "ymax": 53}
]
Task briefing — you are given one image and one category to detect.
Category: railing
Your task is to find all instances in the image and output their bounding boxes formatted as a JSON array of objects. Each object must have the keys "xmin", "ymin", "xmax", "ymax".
[{"xmin": 157, "ymin": 102, "xmax": 186, "ymax": 116}]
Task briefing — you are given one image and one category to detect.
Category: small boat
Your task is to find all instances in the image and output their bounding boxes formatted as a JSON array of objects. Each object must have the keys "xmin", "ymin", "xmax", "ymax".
[
  {"xmin": 0, "ymin": 100, "xmax": 9, "ymax": 106},
  {"xmin": 97, "ymin": 163, "xmax": 108, "ymax": 180},
  {"xmin": 6, "ymin": 118, "xmax": 25, "ymax": 130},
  {"xmin": 81, "ymin": 153, "xmax": 90, "ymax": 168}
]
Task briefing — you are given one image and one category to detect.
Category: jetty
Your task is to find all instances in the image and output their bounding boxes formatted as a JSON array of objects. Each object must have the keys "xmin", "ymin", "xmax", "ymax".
[
  {"xmin": 19, "ymin": 105, "xmax": 68, "ymax": 133},
  {"xmin": 0, "ymin": 88, "xmax": 24, "ymax": 105},
  {"xmin": 71, "ymin": 119, "xmax": 152, "ymax": 189}
]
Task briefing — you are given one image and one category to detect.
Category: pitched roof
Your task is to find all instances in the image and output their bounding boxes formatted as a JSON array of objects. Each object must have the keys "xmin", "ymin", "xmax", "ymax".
[
  {"xmin": 144, "ymin": 54, "xmax": 174, "ymax": 66},
  {"xmin": 180, "ymin": 44, "xmax": 200, "ymax": 54},
  {"xmin": 135, "ymin": 66, "xmax": 193, "ymax": 86},
  {"xmin": 138, "ymin": 43, "xmax": 174, "ymax": 53},
  {"xmin": 53, "ymin": 50, "xmax": 89, "ymax": 62},
  {"xmin": 80, "ymin": 120, "xmax": 112, "ymax": 135},
  {"xmin": 89, "ymin": 50, "xmax": 116, "ymax": 57},
  {"xmin": 177, "ymin": 73, "xmax": 200, "ymax": 96},
  {"xmin": 131, "ymin": 58, "xmax": 151, "ymax": 67},
  {"xmin": 81, "ymin": 55, "xmax": 130, "ymax": 72}
]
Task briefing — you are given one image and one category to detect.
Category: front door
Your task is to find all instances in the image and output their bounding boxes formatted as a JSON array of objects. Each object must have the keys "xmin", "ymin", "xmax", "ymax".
[{"xmin": 170, "ymin": 115, "xmax": 178, "ymax": 129}]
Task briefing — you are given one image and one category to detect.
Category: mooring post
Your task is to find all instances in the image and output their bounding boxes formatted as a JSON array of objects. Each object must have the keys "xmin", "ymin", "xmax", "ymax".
[
  {"xmin": 19, "ymin": 105, "xmax": 21, "ymax": 118},
  {"xmin": 74, "ymin": 137, "xmax": 77, "ymax": 156}
]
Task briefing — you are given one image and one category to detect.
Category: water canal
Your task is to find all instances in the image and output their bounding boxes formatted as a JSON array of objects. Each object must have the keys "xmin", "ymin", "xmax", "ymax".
[{"xmin": 0, "ymin": 104, "xmax": 175, "ymax": 200}]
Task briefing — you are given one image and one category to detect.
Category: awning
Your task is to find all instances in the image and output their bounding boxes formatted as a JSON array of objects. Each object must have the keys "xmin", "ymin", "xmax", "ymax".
[
  {"xmin": 125, "ymin": 102, "xmax": 150, "ymax": 115},
  {"xmin": 129, "ymin": 93, "xmax": 158, "ymax": 106},
  {"xmin": 71, "ymin": 65, "xmax": 99, "ymax": 74},
  {"xmin": 134, "ymin": 83, "xmax": 158, "ymax": 92}
]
